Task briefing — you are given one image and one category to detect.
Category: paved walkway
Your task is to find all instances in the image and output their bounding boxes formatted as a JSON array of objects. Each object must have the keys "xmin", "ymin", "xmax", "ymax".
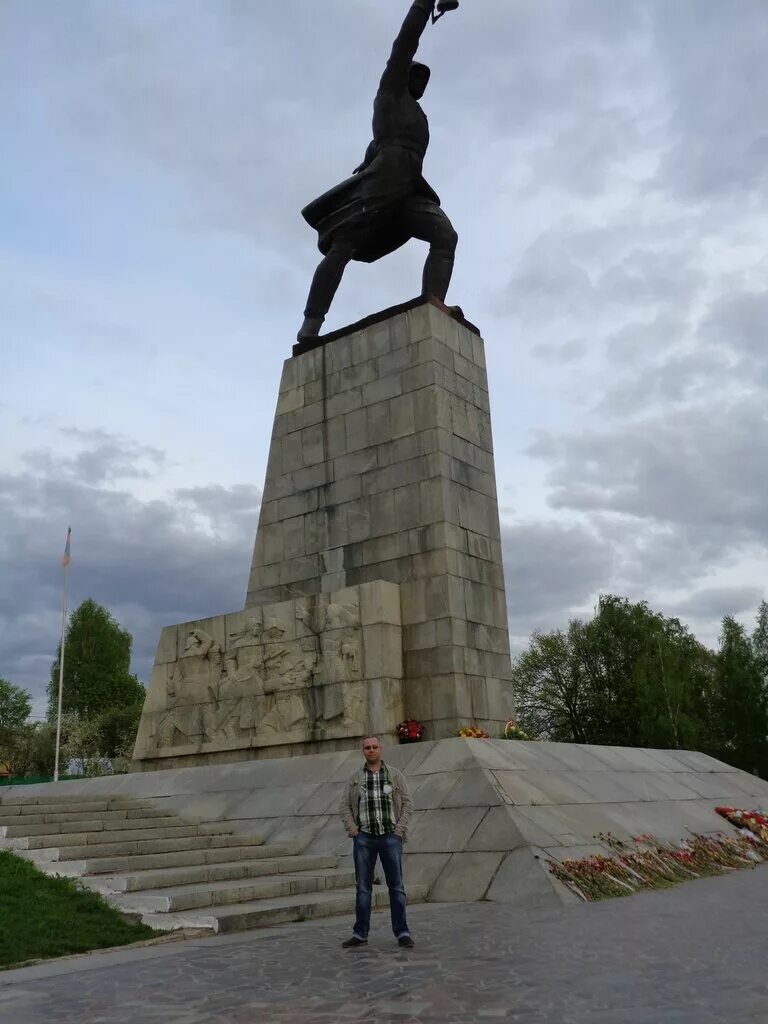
[{"xmin": 2, "ymin": 868, "xmax": 768, "ymax": 1024}]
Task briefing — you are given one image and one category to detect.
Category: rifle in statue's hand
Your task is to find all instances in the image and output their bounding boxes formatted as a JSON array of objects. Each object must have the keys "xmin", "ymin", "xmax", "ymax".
[{"xmin": 432, "ymin": 0, "xmax": 459, "ymax": 23}]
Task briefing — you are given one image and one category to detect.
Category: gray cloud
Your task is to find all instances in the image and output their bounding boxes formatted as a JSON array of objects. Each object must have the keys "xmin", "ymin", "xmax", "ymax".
[
  {"xmin": 672, "ymin": 585, "xmax": 766, "ymax": 621},
  {"xmin": 598, "ymin": 346, "xmax": 735, "ymax": 417},
  {"xmin": 702, "ymin": 290, "xmax": 768, "ymax": 360},
  {"xmin": 532, "ymin": 397, "xmax": 768, "ymax": 538},
  {"xmin": 0, "ymin": 435, "xmax": 260, "ymax": 713},
  {"xmin": 502, "ymin": 520, "xmax": 613, "ymax": 630},
  {"xmin": 24, "ymin": 429, "xmax": 167, "ymax": 485},
  {"xmin": 531, "ymin": 339, "xmax": 588, "ymax": 364},
  {"xmin": 653, "ymin": 0, "xmax": 768, "ymax": 200}
]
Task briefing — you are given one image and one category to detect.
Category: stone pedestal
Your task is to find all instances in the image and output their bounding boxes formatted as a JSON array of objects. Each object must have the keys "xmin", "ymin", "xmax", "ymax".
[
  {"xmin": 248, "ymin": 298, "xmax": 515, "ymax": 739},
  {"xmin": 134, "ymin": 298, "xmax": 515, "ymax": 769}
]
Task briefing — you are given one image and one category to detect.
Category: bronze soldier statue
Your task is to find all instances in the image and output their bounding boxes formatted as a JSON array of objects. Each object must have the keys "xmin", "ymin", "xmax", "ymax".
[{"xmin": 297, "ymin": 0, "xmax": 460, "ymax": 343}]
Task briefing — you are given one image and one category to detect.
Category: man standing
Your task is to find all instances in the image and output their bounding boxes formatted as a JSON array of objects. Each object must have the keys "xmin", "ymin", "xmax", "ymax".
[{"xmin": 339, "ymin": 736, "xmax": 414, "ymax": 948}]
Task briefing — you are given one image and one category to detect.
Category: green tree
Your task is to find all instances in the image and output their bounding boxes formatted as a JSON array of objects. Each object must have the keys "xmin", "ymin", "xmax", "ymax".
[
  {"xmin": 24, "ymin": 720, "xmax": 71, "ymax": 777},
  {"xmin": 47, "ymin": 600, "xmax": 145, "ymax": 723},
  {"xmin": 65, "ymin": 704, "xmax": 144, "ymax": 776},
  {"xmin": 0, "ymin": 678, "xmax": 32, "ymax": 735},
  {"xmin": 513, "ymin": 595, "xmax": 714, "ymax": 750},
  {"xmin": 0, "ymin": 678, "xmax": 33, "ymax": 773},
  {"xmin": 752, "ymin": 600, "xmax": 768, "ymax": 685},
  {"xmin": 93, "ymin": 704, "xmax": 143, "ymax": 761},
  {"xmin": 634, "ymin": 618, "xmax": 716, "ymax": 752},
  {"xmin": 513, "ymin": 623, "xmax": 590, "ymax": 742},
  {"xmin": 574, "ymin": 596, "xmax": 657, "ymax": 745},
  {"xmin": 711, "ymin": 616, "xmax": 768, "ymax": 775},
  {"xmin": 0, "ymin": 720, "xmax": 67, "ymax": 779}
]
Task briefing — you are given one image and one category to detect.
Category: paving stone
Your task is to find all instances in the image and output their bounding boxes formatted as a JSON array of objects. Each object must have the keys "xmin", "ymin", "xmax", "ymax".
[{"xmin": 3, "ymin": 858, "xmax": 768, "ymax": 1024}]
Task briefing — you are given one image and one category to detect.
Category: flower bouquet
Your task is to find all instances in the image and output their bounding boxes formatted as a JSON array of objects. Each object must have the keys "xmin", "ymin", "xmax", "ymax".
[
  {"xmin": 396, "ymin": 719, "xmax": 424, "ymax": 743},
  {"xmin": 715, "ymin": 806, "xmax": 768, "ymax": 846},
  {"xmin": 458, "ymin": 725, "xmax": 491, "ymax": 739},
  {"xmin": 503, "ymin": 720, "xmax": 529, "ymax": 740},
  {"xmin": 547, "ymin": 828, "xmax": 764, "ymax": 902}
]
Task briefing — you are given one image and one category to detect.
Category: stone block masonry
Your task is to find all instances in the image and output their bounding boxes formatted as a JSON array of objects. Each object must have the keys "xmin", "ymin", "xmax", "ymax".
[
  {"xmin": 247, "ymin": 299, "xmax": 515, "ymax": 741},
  {"xmin": 134, "ymin": 298, "xmax": 515, "ymax": 768}
]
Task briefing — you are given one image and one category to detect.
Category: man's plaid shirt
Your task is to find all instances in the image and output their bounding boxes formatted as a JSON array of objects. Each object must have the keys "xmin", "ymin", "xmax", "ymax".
[{"xmin": 358, "ymin": 763, "xmax": 396, "ymax": 836}]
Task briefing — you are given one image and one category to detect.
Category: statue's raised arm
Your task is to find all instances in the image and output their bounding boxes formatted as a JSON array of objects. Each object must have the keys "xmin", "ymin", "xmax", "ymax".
[{"xmin": 379, "ymin": 0, "xmax": 436, "ymax": 95}]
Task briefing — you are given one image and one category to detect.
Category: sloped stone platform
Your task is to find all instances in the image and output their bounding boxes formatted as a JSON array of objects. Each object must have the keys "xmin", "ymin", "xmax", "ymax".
[{"xmin": 6, "ymin": 739, "xmax": 768, "ymax": 912}]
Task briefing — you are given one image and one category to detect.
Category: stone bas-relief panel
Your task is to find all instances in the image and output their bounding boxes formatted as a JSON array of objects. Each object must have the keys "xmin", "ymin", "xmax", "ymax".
[{"xmin": 133, "ymin": 583, "xmax": 402, "ymax": 764}]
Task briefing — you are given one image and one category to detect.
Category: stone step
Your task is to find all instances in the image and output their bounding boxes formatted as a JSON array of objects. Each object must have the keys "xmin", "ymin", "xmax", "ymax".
[
  {"xmin": 0, "ymin": 795, "xmax": 148, "ymax": 810},
  {"xmin": 0, "ymin": 807, "xmax": 171, "ymax": 826},
  {"xmin": 0, "ymin": 816, "xmax": 184, "ymax": 838},
  {"xmin": 0, "ymin": 794, "xmax": 114, "ymax": 807},
  {"xmin": 0, "ymin": 803, "xmax": 107, "ymax": 818},
  {"xmin": 106, "ymin": 867, "xmax": 358, "ymax": 914},
  {"xmin": 90, "ymin": 852, "xmax": 339, "ymax": 892},
  {"xmin": 43, "ymin": 835, "xmax": 299, "ymax": 876},
  {"xmin": 141, "ymin": 884, "xmax": 429, "ymax": 934},
  {"xmin": 13, "ymin": 831, "xmax": 272, "ymax": 864},
  {"xmin": 2, "ymin": 823, "xmax": 203, "ymax": 850},
  {"xmin": 195, "ymin": 820, "xmax": 259, "ymax": 836}
]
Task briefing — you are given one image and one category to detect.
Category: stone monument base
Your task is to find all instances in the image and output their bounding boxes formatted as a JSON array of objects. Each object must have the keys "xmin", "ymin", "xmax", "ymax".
[{"xmin": 21, "ymin": 740, "xmax": 768, "ymax": 911}]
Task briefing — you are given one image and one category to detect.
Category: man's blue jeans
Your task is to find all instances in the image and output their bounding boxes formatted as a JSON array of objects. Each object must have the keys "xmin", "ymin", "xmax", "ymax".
[{"xmin": 352, "ymin": 831, "xmax": 410, "ymax": 940}]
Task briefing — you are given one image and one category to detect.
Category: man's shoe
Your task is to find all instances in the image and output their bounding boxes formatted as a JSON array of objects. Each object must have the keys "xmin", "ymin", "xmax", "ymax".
[
  {"xmin": 398, "ymin": 935, "xmax": 415, "ymax": 948},
  {"xmin": 342, "ymin": 936, "xmax": 368, "ymax": 948}
]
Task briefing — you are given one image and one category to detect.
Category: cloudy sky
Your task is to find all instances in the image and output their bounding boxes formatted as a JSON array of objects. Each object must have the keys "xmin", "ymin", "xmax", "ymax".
[{"xmin": 2, "ymin": 0, "xmax": 767, "ymax": 717}]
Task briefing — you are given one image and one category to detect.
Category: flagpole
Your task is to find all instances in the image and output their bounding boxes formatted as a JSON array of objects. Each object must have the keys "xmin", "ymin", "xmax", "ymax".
[{"xmin": 53, "ymin": 529, "xmax": 71, "ymax": 783}]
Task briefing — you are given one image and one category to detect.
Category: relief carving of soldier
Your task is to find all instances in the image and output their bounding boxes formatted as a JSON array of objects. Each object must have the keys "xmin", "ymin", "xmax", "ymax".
[
  {"xmin": 155, "ymin": 662, "xmax": 206, "ymax": 749},
  {"xmin": 154, "ymin": 628, "xmax": 224, "ymax": 748},
  {"xmin": 257, "ymin": 649, "xmax": 317, "ymax": 737}
]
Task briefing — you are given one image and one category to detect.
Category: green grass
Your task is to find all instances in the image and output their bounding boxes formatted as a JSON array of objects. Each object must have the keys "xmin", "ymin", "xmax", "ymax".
[{"xmin": 0, "ymin": 850, "xmax": 158, "ymax": 968}]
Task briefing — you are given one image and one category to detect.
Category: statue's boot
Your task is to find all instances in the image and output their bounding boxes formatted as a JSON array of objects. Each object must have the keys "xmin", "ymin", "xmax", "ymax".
[{"xmin": 297, "ymin": 315, "xmax": 325, "ymax": 343}]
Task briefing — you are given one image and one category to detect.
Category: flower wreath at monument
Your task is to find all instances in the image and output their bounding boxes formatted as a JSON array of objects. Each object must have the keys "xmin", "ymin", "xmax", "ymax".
[
  {"xmin": 396, "ymin": 719, "xmax": 424, "ymax": 743},
  {"xmin": 458, "ymin": 725, "xmax": 491, "ymax": 739}
]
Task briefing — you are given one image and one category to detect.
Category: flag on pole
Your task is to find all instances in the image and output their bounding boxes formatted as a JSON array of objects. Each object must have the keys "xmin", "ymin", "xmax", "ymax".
[{"xmin": 62, "ymin": 527, "xmax": 71, "ymax": 568}]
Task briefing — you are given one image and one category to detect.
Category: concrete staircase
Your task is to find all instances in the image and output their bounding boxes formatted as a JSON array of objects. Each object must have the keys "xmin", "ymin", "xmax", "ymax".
[{"xmin": 0, "ymin": 792, "xmax": 425, "ymax": 934}]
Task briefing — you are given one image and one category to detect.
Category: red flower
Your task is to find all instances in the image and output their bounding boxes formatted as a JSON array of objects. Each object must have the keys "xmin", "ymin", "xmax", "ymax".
[{"xmin": 397, "ymin": 719, "xmax": 423, "ymax": 742}]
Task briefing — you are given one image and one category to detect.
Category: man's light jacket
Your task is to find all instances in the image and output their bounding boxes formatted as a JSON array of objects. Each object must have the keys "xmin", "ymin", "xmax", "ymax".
[{"xmin": 339, "ymin": 763, "xmax": 414, "ymax": 841}]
